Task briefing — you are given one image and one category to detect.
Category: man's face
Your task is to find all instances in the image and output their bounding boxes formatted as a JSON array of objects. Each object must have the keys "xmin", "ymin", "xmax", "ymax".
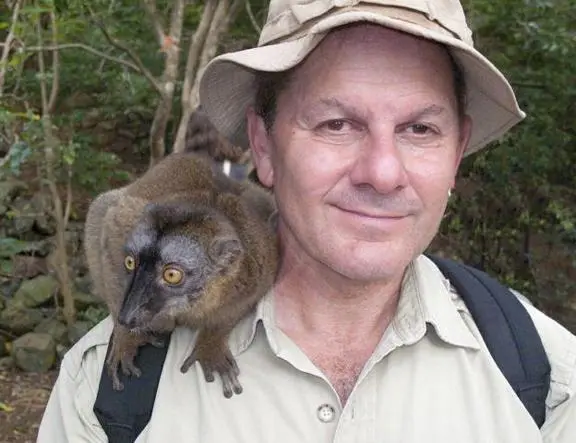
[{"xmin": 248, "ymin": 24, "xmax": 471, "ymax": 283}]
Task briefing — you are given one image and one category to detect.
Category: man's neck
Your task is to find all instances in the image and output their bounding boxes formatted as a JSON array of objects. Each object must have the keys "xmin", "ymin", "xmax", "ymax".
[
  {"xmin": 273, "ymin": 251, "xmax": 404, "ymax": 345},
  {"xmin": 272, "ymin": 252, "xmax": 406, "ymax": 405}
]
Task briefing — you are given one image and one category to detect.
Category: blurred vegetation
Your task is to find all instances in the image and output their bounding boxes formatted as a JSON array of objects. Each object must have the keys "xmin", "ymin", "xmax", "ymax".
[
  {"xmin": 433, "ymin": 0, "xmax": 575, "ymax": 329},
  {"xmin": 0, "ymin": 0, "xmax": 574, "ymax": 331}
]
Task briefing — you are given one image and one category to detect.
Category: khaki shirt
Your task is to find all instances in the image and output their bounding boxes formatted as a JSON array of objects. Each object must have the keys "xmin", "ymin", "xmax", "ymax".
[{"xmin": 37, "ymin": 255, "xmax": 576, "ymax": 442}]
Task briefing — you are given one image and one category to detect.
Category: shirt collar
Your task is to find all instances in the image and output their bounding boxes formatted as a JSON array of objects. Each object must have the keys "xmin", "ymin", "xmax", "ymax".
[
  {"xmin": 392, "ymin": 255, "xmax": 480, "ymax": 350},
  {"xmin": 228, "ymin": 254, "xmax": 481, "ymax": 356}
]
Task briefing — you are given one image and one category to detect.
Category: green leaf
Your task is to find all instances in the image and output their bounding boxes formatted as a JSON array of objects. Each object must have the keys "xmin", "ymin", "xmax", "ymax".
[{"xmin": 0, "ymin": 402, "xmax": 14, "ymax": 413}]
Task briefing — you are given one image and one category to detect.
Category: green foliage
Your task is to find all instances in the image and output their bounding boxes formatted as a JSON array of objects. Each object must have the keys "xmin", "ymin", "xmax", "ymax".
[
  {"xmin": 1, "ymin": 0, "xmax": 266, "ymax": 208},
  {"xmin": 1, "ymin": 1, "xmax": 571, "ymax": 326},
  {"xmin": 0, "ymin": 238, "xmax": 38, "ymax": 258},
  {"xmin": 436, "ymin": 0, "xmax": 576, "ymax": 320},
  {"xmin": 78, "ymin": 305, "xmax": 109, "ymax": 327}
]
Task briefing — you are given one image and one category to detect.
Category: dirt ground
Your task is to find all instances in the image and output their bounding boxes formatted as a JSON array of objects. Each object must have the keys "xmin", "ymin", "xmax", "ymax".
[{"xmin": 0, "ymin": 368, "xmax": 57, "ymax": 443}]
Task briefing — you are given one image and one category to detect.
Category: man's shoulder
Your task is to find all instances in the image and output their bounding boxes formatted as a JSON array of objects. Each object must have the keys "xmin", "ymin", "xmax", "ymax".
[
  {"xmin": 515, "ymin": 294, "xmax": 576, "ymax": 406},
  {"xmin": 60, "ymin": 316, "xmax": 114, "ymax": 381}
]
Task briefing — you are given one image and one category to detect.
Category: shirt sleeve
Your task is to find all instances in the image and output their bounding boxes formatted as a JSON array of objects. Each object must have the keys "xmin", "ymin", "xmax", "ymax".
[
  {"xmin": 541, "ymin": 332, "xmax": 576, "ymax": 442},
  {"xmin": 543, "ymin": 379, "xmax": 576, "ymax": 442},
  {"xmin": 37, "ymin": 364, "xmax": 106, "ymax": 442},
  {"xmin": 37, "ymin": 319, "xmax": 112, "ymax": 442},
  {"xmin": 518, "ymin": 295, "xmax": 576, "ymax": 442}
]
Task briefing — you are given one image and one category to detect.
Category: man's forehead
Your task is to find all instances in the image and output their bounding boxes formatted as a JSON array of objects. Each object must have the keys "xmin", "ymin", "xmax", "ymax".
[
  {"xmin": 280, "ymin": 29, "xmax": 458, "ymax": 112},
  {"xmin": 290, "ymin": 24, "xmax": 453, "ymax": 82},
  {"xmin": 320, "ymin": 23, "xmax": 445, "ymax": 53}
]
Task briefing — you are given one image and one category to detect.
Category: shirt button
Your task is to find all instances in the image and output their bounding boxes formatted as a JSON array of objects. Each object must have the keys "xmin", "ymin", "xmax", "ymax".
[{"xmin": 317, "ymin": 404, "xmax": 336, "ymax": 423}]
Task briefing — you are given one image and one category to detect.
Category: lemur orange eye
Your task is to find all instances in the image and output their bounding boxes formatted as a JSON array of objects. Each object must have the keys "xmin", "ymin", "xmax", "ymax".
[
  {"xmin": 124, "ymin": 255, "xmax": 136, "ymax": 271},
  {"xmin": 163, "ymin": 266, "xmax": 183, "ymax": 285}
]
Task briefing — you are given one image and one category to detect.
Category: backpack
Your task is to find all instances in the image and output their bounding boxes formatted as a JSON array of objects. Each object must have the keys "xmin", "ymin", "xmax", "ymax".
[{"xmin": 93, "ymin": 256, "xmax": 551, "ymax": 443}]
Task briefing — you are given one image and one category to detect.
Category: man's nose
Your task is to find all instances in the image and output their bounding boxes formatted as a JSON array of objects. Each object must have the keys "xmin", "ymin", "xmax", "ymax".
[{"xmin": 349, "ymin": 131, "xmax": 409, "ymax": 194}]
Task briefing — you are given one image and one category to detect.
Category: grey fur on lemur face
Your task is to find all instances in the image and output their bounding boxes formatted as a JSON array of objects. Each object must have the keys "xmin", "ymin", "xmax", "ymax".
[{"xmin": 117, "ymin": 201, "xmax": 244, "ymax": 333}]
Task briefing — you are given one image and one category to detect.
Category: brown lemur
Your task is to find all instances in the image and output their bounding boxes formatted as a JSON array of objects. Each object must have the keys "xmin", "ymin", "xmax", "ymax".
[{"xmin": 84, "ymin": 145, "xmax": 277, "ymax": 398}]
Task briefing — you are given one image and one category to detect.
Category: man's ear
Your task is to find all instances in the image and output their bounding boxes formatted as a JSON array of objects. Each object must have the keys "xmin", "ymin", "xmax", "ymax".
[
  {"xmin": 455, "ymin": 115, "xmax": 472, "ymax": 165},
  {"xmin": 450, "ymin": 115, "xmax": 472, "ymax": 188},
  {"xmin": 246, "ymin": 107, "xmax": 274, "ymax": 188}
]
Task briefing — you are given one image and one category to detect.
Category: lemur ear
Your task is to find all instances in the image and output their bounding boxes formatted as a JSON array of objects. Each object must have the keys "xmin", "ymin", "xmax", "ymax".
[{"xmin": 209, "ymin": 236, "xmax": 244, "ymax": 275}]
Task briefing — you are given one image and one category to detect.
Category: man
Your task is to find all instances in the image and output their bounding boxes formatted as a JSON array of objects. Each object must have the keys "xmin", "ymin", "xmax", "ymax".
[{"xmin": 38, "ymin": 1, "xmax": 576, "ymax": 442}]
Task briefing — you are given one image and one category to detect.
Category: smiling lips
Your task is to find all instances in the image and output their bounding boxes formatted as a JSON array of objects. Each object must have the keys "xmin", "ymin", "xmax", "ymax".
[
  {"xmin": 331, "ymin": 205, "xmax": 412, "ymax": 234},
  {"xmin": 335, "ymin": 205, "xmax": 410, "ymax": 220}
]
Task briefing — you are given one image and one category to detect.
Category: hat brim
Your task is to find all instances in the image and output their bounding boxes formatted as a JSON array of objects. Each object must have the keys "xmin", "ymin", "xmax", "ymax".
[{"xmin": 200, "ymin": 10, "xmax": 525, "ymax": 156}]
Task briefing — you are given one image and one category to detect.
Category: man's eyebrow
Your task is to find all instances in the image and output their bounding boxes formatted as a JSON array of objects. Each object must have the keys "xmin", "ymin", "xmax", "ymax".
[
  {"xmin": 303, "ymin": 97, "xmax": 365, "ymax": 119},
  {"xmin": 301, "ymin": 100, "xmax": 449, "ymax": 122},
  {"xmin": 410, "ymin": 104, "xmax": 448, "ymax": 120}
]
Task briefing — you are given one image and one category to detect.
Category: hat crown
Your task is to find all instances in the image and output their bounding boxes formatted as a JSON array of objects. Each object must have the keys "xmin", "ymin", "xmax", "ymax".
[{"xmin": 260, "ymin": 0, "xmax": 473, "ymax": 46}]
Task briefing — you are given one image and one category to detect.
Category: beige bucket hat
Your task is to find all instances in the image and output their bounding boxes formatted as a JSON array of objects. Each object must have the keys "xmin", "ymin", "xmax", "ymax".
[{"xmin": 199, "ymin": 0, "xmax": 525, "ymax": 156}]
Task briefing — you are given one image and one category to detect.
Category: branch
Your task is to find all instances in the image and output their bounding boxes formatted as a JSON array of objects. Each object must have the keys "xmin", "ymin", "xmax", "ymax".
[
  {"xmin": 24, "ymin": 43, "xmax": 134, "ymax": 69},
  {"xmin": 107, "ymin": 0, "xmax": 117, "ymax": 13},
  {"xmin": 0, "ymin": 144, "xmax": 14, "ymax": 169},
  {"xmin": 159, "ymin": 0, "xmax": 185, "ymax": 83},
  {"xmin": 141, "ymin": 0, "xmax": 165, "ymax": 45},
  {"xmin": 36, "ymin": 8, "xmax": 48, "ymax": 114},
  {"xmin": 63, "ymin": 165, "xmax": 72, "ymax": 228},
  {"xmin": 199, "ymin": 0, "xmax": 243, "ymax": 72},
  {"xmin": 181, "ymin": 0, "xmax": 217, "ymax": 102},
  {"xmin": 90, "ymin": 11, "xmax": 163, "ymax": 94},
  {"xmin": 24, "ymin": 43, "xmax": 163, "ymax": 95},
  {"xmin": 47, "ymin": 10, "xmax": 59, "ymax": 114},
  {"xmin": 186, "ymin": 0, "xmax": 243, "ymax": 110},
  {"xmin": 245, "ymin": 0, "xmax": 261, "ymax": 33},
  {"xmin": 167, "ymin": 0, "xmax": 186, "ymax": 41},
  {"xmin": 512, "ymin": 82, "xmax": 546, "ymax": 90},
  {"xmin": 0, "ymin": 0, "xmax": 24, "ymax": 97}
]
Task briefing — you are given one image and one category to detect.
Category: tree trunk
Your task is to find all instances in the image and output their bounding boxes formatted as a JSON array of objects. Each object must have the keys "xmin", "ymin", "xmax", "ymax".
[
  {"xmin": 173, "ymin": 0, "xmax": 243, "ymax": 153},
  {"xmin": 0, "ymin": 0, "xmax": 23, "ymax": 97},
  {"xmin": 147, "ymin": 0, "xmax": 186, "ymax": 166},
  {"xmin": 172, "ymin": 0, "xmax": 218, "ymax": 153},
  {"xmin": 36, "ymin": 6, "xmax": 76, "ymax": 327},
  {"xmin": 191, "ymin": 0, "xmax": 243, "ymax": 109}
]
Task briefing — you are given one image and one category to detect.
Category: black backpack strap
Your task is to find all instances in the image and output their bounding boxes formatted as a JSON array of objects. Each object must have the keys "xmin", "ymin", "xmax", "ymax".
[
  {"xmin": 427, "ymin": 254, "xmax": 551, "ymax": 427},
  {"xmin": 93, "ymin": 333, "xmax": 172, "ymax": 443}
]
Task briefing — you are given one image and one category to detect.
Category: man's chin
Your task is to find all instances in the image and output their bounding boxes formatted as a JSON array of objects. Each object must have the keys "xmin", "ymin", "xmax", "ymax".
[{"xmin": 324, "ymin": 253, "xmax": 413, "ymax": 284}]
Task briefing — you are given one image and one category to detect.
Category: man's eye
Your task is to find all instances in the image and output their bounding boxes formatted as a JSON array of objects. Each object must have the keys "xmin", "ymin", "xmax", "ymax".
[
  {"xmin": 406, "ymin": 124, "xmax": 435, "ymax": 135},
  {"xmin": 320, "ymin": 119, "xmax": 348, "ymax": 131}
]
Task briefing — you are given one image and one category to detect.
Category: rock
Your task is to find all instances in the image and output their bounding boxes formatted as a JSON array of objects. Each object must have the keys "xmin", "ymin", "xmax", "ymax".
[
  {"xmin": 12, "ymin": 275, "xmax": 59, "ymax": 308},
  {"xmin": 67, "ymin": 320, "xmax": 92, "ymax": 345},
  {"xmin": 73, "ymin": 290, "xmax": 104, "ymax": 310},
  {"xmin": 56, "ymin": 343, "xmax": 68, "ymax": 360},
  {"xmin": 0, "ymin": 305, "xmax": 45, "ymax": 335},
  {"xmin": 12, "ymin": 332, "xmax": 56, "ymax": 372},
  {"xmin": 0, "ymin": 335, "xmax": 7, "ymax": 357},
  {"xmin": 0, "ymin": 356, "xmax": 13, "ymax": 369},
  {"xmin": 0, "ymin": 279, "xmax": 21, "ymax": 299},
  {"xmin": 27, "ymin": 239, "xmax": 53, "ymax": 257},
  {"xmin": 10, "ymin": 255, "xmax": 48, "ymax": 279},
  {"xmin": 81, "ymin": 306, "xmax": 109, "ymax": 326},
  {"xmin": 0, "ymin": 237, "xmax": 52, "ymax": 258},
  {"xmin": 0, "ymin": 259, "xmax": 13, "ymax": 276},
  {"xmin": 29, "ymin": 193, "xmax": 56, "ymax": 235},
  {"xmin": 46, "ymin": 225, "xmax": 84, "ymax": 265},
  {"xmin": 74, "ymin": 275, "xmax": 92, "ymax": 294},
  {"xmin": 5, "ymin": 197, "xmax": 36, "ymax": 236},
  {"xmin": 97, "ymin": 120, "xmax": 117, "ymax": 132},
  {"xmin": 34, "ymin": 318, "xmax": 68, "ymax": 344},
  {"xmin": 117, "ymin": 128, "xmax": 137, "ymax": 140},
  {"xmin": 60, "ymin": 91, "xmax": 95, "ymax": 112},
  {"xmin": 0, "ymin": 294, "xmax": 5, "ymax": 310},
  {"xmin": 81, "ymin": 109, "xmax": 101, "ymax": 129},
  {"xmin": 69, "ymin": 254, "xmax": 88, "ymax": 277},
  {"xmin": 0, "ymin": 180, "xmax": 27, "ymax": 209}
]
